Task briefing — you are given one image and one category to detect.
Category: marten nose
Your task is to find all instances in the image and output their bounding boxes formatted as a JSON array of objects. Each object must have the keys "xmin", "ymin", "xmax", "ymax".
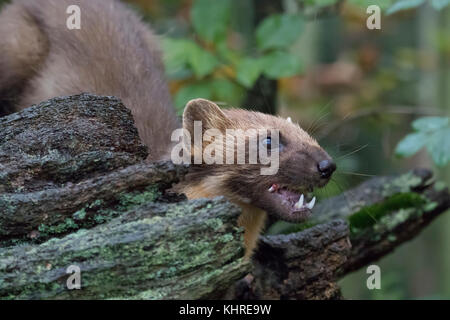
[{"xmin": 317, "ymin": 160, "xmax": 336, "ymax": 179}]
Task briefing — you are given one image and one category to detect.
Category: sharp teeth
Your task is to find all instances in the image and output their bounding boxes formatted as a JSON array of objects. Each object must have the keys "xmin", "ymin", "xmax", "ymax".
[
  {"xmin": 296, "ymin": 194, "xmax": 304, "ymax": 208},
  {"xmin": 268, "ymin": 186, "xmax": 275, "ymax": 193},
  {"xmin": 286, "ymin": 117, "xmax": 292, "ymax": 123},
  {"xmin": 306, "ymin": 196, "xmax": 316, "ymax": 210}
]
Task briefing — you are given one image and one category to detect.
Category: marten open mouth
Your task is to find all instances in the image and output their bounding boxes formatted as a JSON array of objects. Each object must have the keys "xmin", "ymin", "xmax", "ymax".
[{"xmin": 267, "ymin": 183, "xmax": 316, "ymax": 222}]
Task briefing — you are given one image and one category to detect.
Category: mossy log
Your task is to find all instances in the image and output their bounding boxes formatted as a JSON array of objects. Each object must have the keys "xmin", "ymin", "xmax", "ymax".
[
  {"xmin": 0, "ymin": 197, "xmax": 249, "ymax": 299},
  {"xmin": 237, "ymin": 168, "xmax": 449, "ymax": 299},
  {"xmin": 311, "ymin": 167, "xmax": 450, "ymax": 274},
  {"xmin": 0, "ymin": 94, "xmax": 148, "ymax": 194},
  {"xmin": 249, "ymin": 219, "xmax": 351, "ymax": 300},
  {"xmin": 0, "ymin": 94, "xmax": 449, "ymax": 300}
]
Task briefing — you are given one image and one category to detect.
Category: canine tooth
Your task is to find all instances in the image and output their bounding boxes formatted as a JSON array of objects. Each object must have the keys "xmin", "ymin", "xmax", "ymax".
[
  {"xmin": 287, "ymin": 117, "xmax": 292, "ymax": 123},
  {"xmin": 268, "ymin": 186, "xmax": 275, "ymax": 193},
  {"xmin": 296, "ymin": 194, "xmax": 304, "ymax": 208},
  {"xmin": 306, "ymin": 197, "xmax": 316, "ymax": 210}
]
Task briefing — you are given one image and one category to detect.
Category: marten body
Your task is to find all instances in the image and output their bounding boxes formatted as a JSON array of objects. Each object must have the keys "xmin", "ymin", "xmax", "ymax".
[
  {"xmin": 0, "ymin": 0, "xmax": 335, "ymax": 256},
  {"xmin": 0, "ymin": 0, "xmax": 178, "ymax": 159}
]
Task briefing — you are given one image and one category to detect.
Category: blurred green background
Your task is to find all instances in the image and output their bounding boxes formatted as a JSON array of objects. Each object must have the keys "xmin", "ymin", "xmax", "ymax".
[
  {"xmin": 1, "ymin": 0, "xmax": 448, "ymax": 299},
  {"xmin": 124, "ymin": 0, "xmax": 449, "ymax": 299}
]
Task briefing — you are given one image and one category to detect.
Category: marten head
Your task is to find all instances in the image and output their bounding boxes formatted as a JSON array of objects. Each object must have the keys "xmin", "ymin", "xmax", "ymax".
[{"xmin": 174, "ymin": 99, "xmax": 336, "ymax": 223}]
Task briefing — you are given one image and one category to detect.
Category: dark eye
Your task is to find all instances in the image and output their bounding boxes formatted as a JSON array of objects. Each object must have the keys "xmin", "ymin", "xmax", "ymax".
[
  {"xmin": 262, "ymin": 137, "xmax": 271, "ymax": 146},
  {"xmin": 262, "ymin": 137, "xmax": 284, "ymax": 151}
]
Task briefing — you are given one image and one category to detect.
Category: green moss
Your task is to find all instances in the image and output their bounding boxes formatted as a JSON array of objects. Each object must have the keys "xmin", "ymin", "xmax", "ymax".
[
  {"xmin": 0, "ymin": 196, "xmax": 17, "ymax": 216},
  {"xmin": 38, "ymin": 218, "xmax": 79, "ymax": 237},
  {"xmin": 386, "ymin": 173, "xmax": 423, "ymax": 195},
  {"xmin": 434, "ymin": 181, "xmax": 447, "ymax": 192},
  {"xmin": 73, "ymin": 208, "xmax": 87, "ymax": 221},
  {"xmin": 117, "ymin": 185, "xmax": 160, "ymax": 210},
  {"xmin": 348, "ymin": 192, "xmax": 426, "ymax": 235},
  {"xmin": 25, "ymin": 185, "xmax": 162, "ymax": 243},
  {"xmin": 423, "ymin": 201, "xmax": 438, "ymax": 212},
  {"xmin": 376, "ymin": 208, "xmax": 416, "ymax": 231},
  {"xmin": 73, "ymin": 185, "xmax": 160, "ymax": 228},
  {"xmin": 387, "ymin": 234, "xmax": 397, "ymax": 242},
  {"xmin": 285, "ymin": 221, "xmax": 317, "ymax": 234},
  {"xmin": 0, "ymin": 209, "xmax": 247, "ymax": 300}
]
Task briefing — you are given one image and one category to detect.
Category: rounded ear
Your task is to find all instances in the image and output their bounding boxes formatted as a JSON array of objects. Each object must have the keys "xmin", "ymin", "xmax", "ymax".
[{"xmin": 182, "ymin": 98, "xmax": 231, "ymax": 136}]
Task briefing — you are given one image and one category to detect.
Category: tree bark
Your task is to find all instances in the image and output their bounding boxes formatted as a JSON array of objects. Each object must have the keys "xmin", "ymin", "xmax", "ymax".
[
  {"xmin": 0, "ymin": 94, "xmax": 148, "ymax": 194},
  {"xmin": 0, "ymin": 196, "xmax": 249, "ymax": 299},
  {"xmin": 0, "ymin": 94, "xmax": 448, "ymax": 300}
]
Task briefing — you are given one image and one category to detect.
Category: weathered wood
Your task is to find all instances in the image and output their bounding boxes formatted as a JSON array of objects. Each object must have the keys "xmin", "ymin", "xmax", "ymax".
[
  {"xmin": 0, "ymin": 93, "xmax": 148, "ymax": 194},
  {"xmin": 250, "ymin": 219, "xmax": 350, "ymax": 300},
  {"xmin": 0, "ymin": 161, "xmax": 188, "ymax": 245},
  {"xmin": 0, "ymin": 93, "xmax": 448, "ymax": 300},
  {"xmin": 267, "ymin": 168, "xmax": 450, "ymax": 277},
  {"xmin": 0, "ymin": 197, "xmax": 249, "ymax": 300},
  {"xmin": 230, "ymin": 168, "xmax": 449, "ymax": 299}
]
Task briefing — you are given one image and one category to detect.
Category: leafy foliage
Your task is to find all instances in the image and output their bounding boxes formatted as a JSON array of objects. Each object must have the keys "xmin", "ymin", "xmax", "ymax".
[
  {"xmin": 386, "ymin": 0, "xmax": 425, "ymax": 15},
  {"xmin": 431, "ymin": 0, "xmax": 450, "ymax": 10},
  {"xmin": 386, "ymin": 0, "xmax": 450, "ymax": 14},
  {"xmin": 255, "ymin": 14, "xmax": 304, "ymax": 51},
  {"xmin": 395, "ymin": 117, "xmax": 450, "ymax": 167},
  {"xmin": 346, "ymin": 0, "xmax": 450, "ymax": 13},
  {"xmin": 191, "ymin": 0, "xmax": 231, "ymax": 42},
  {"xmin": 161, "ymin": 0, "xmax": 305, "ymax": 113}
]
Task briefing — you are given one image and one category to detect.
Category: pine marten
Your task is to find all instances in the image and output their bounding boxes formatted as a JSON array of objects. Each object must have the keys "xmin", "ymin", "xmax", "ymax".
[{"xmin": 0, "ymin": 0, "xmax": 336, "ymax": 256}]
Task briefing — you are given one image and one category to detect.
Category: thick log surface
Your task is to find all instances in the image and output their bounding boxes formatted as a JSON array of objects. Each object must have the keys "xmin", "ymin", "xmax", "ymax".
[
  {"xmin": 0, "ymin": 161, "xmax": 188, "ymax": 244},
  {"xmin": 0, "ymin": 94, "xmax": 448, "ymax": 300},
  {"xmin": 0, "ymin": 197, "xmax": 249, "ymax": 299},
  {"xmin": 0, "ymin": 94, "xmax": 147, "ymax": 194},
  {"xmin": 312, "ymin": 168, "xmax": 450, "ymax": 274},
  {"xmin": 251, "ymin": 219, "xmax": 351, "ymax": 300}
]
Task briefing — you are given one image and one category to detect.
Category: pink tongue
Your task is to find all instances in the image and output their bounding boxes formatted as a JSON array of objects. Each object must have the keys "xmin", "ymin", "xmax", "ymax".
[{"xmin": 279, "ymin": 189, "xmax": 300, "ymax": 204}]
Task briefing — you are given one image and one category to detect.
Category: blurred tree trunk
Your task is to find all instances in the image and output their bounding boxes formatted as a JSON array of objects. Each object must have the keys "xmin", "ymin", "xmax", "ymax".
[
  {"xmin": 241, "ymin": 0, "xmax": 282, "ymax": 115},
  {"xmin": 418, "ymin": 5, "xmax": 450, "ymax": 298},
  {"xmin": 438, "ymin": 7, "xmax": 450, "ymax": 298}
]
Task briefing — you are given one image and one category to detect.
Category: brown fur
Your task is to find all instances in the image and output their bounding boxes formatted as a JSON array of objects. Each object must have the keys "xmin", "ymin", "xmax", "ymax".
[
  {"xmin": 0, "ymin": 0, "xmax": 179, "ymax": 160},
  {"xmin": 176, "ymin": 99, "xmax": 333, "ymax": 256},
  {"xmin": 0, "ymin": 1, "xmax": 334, "ymax": 257}
]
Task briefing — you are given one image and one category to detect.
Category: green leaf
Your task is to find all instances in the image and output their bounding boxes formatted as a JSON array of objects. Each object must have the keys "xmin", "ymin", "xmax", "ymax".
[
  {"xmin": 235, "ymin": 58, "xmax": 263, "ymax": 88},
  {"xmin": 395, "ymin": 132, "xmax": 428, "ymax": 157},
  {"xmin": 260, "ymin": 51, "xmax": 303, "ymax": 79},
  {"xmin": 386, "ymin": 0, "xmax": 425, "ymax": 15},
  {"xmin": 162, "ymin": 38, "xmax": 219, "ymax": 79},
  {"xmin": 256, "ymin": 14, "xmax": 304, "ymax": 51},
  {"xmin": 191, "ymin": 0, "xmax": 231, "ymax": 42},
  {"xmin": 431, "ymin": 0, "xmax": 450, "ymax": 10},
  {"xmin": 174, "ymin": 83, "xmax": 214, "ymax": 113},
  {"xmin": 161, "ymin": 38, "xmax": 192, "ymax": 79},
  {"xmin": 347, "ymin": 0, "xmax": 394, "ymax": 10},
  {"xmin": 427, "ymin": 128, "xmax": 450, "ymax": 167},
  {"xmin": 211, "ymin": 79, "xmax": 245, "ymax": 106},
  {"xmin": 412, "ymin": 116, "xmax": 449, "ymax": 132},
  {"xmin": 216, "ymin": 40, "xmax": 240, "ymax": 65},
  {"xmin": 188, "ymin": 44, "xmax": 220, "ymax": 78},
  {"xmin": 314, "ymin": 0, "xmax": 339, "ymax": 6},
  {"xmin": 174, "ymin": 80, "xmax": 244, "ymax": 114}
]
